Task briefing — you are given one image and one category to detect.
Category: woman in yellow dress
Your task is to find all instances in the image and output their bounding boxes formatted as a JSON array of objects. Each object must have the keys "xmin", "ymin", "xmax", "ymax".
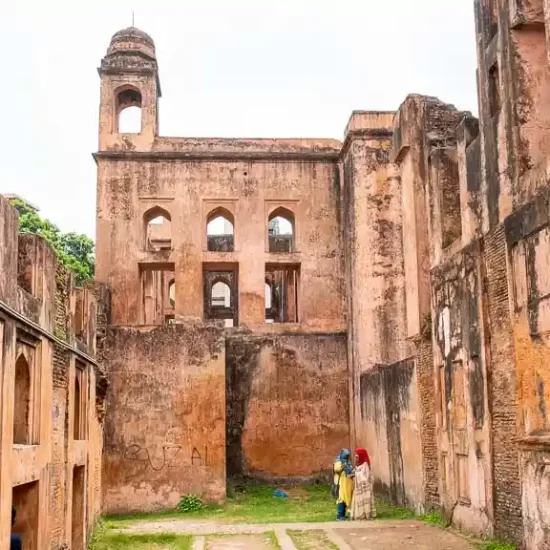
[{"xmin": 333, "ymin": 449, "xmax": 354, "ymax": 520}]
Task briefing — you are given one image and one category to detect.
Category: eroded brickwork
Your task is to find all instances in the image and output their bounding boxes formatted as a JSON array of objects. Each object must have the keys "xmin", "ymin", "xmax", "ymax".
[
  {"xmin": 416, "ymin": 338, "xmax": 438, "ymax": 510},
  {"xmin": 0, "ymin": 195, "xmax": 108, "ymax": 549},
  {"xmin": 483, "ymin": 226, "xmax": 521, "ymax": 541}
]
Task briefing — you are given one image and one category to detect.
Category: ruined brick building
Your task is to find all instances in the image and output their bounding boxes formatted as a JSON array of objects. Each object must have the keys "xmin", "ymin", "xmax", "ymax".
[
  {"xmin": 0, "ymin": 197, "xmax": 108, "ymax": 549},
  {"xmin": 1, "ymin": 0, "xmax": 550, "ymax": 548}
]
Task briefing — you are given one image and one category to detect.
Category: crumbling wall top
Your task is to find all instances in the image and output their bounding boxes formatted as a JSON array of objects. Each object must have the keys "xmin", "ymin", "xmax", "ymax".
[{"xmin": 391, "ymin": 94, "xmax": 470, "ymax": 163}]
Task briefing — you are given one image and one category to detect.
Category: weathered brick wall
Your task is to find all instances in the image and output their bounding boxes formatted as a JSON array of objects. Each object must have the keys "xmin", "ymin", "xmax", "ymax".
[
  {"xmin": 226, "ymin": 332, "xmax": 349, "ymax": 482},
  {"xmin": 49, "ymin": 342, "xmax": 69, "ymax": 548},
  {"xmin": 416, "ymin": 337, "xmax": 439, "ymax": 509},
  {"xmin": 483, "ymin": 225, "xmax": 522, "ymax": 542},
  {"xmin": 102, "ymin": 322, "xmax": 226, "ymax": 513}
]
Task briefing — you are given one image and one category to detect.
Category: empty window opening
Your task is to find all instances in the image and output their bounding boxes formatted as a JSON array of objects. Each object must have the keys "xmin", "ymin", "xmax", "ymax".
[
  {"xmin": 144, "ymin": 207, "xmax": 172, "ymax": 252},
  {"xmin": 265, "ymin": 265, "xmax": 299, "ymax": 323},
  {"xmin": 73, "ymin": 366, "xmax": 86, "ymax": 441},
  {"xmin": 72, "ymin": 466, "xmax": 86, "ymax": 550},
  {"xmin": 140, "ymin": 264, "xmax": 176, "ymax": 325},
  {"xmin": 116, "ymin": 87, "xmax": 142, "ymax": 134},
  {"xmin": 12, "ymin": 481, "xmax": 40, "ymax": 550},
  {"xmin": 14, "ymin": 354, "xmax": 31, "ymax": 445},
  {"xmin": 204, "ymin": 268, "xmax": 238, "ymax": 326},
  {"xmin": 211, "ymin": 281, "xmax": 231, "ymax": 308},
  {"xmin": 168, "ymin": 279, "xmax": 175, "ymax": 309},
  {"xmin": 207, "ymin": 208, "xmax": 235, "ymax": 252},
  {"xmin": 268, "ymin": 208, "xmax": 295, "ymax": 253}
]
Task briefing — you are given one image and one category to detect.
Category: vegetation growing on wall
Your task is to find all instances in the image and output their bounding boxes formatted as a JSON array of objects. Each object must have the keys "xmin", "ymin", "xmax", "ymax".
[{"xmin": 10, "ymin": 198, "xmax": 95, "ymax": 285}]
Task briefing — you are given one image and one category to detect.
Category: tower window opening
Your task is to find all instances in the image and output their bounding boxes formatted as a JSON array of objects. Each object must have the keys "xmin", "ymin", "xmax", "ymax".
[{"xmin": 116, "ymin": 87, "xmax": 142, "ymax": 134}]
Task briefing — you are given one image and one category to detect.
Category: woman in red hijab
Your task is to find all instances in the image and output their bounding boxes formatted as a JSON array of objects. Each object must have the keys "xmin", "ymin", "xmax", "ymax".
[{"xmin": 350, "ymin": 448, "xmax": 376, "ymax": 520}]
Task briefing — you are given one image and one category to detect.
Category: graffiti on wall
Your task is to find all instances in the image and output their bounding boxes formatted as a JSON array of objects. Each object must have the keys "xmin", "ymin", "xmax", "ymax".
[{"xmin": 120, "ymin": 443, "xmax": 209, "ymax": 476}]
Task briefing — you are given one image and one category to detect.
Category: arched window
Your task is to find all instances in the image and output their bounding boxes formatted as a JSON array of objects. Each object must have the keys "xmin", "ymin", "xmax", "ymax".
[
  {"xmin": 211, "ymin": 281, "xmax": 231, "ymax": 308},
  {"xmin": 204, "ymin": 269, "xmax": 238, "ymax": 327},
  {"xmin": 14, "ymin": 354, "xmax": 31, "ymax": 445},
  {"xmin": 144, "ymin": 207, "xmax": 172, "ymax": 251},
  {"xmin": 116, "ymin": 87, "xmax": 142, "ymax": 134},
  {"xmin": 268, "ymin": 207, "xmax": 295, "ymax": 253},
  {"xmin": 207, "ymin": 208, "xmax": 235, "ymax": 252}
]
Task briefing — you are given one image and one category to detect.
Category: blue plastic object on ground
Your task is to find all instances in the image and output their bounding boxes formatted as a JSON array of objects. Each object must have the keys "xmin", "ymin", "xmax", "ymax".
[{"xmin": 273, "ymin": 489, "xmax": 288, "ymax": 498}]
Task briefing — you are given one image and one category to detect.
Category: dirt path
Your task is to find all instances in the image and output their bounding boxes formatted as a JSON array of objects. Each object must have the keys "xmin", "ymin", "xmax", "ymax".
[{"xmin": 116, "ymin": 519, "xmax": 477, "ymax": 549}]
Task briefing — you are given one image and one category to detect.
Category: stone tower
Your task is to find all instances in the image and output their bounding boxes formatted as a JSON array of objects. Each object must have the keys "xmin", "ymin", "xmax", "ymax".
[{"xmin": 97, "ymin": 27, "xmax": 161, "ymax": 150}]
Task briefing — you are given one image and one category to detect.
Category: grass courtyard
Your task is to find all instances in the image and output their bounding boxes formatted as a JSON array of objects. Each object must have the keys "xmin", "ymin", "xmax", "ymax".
[{"xmin": 90, "ymin": 485, "xmax": 515, "ymax": 549}]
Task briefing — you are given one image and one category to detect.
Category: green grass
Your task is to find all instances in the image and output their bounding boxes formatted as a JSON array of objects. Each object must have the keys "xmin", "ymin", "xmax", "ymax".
[
  {"xmin": 105, "ymin": 485, "xmax": 336, "ymax": 528},
  {"xmin": 375, "ymin": 499, "xmax": 446, "ymax": 525},
  {"xmin": 478, "ymin": 542, "xmax": 516, "ymax": 550},
  {"xmin": 89, "ymin": 521, "xmax": 192, "ymax": 550},
  {"xmin": 265, "ymin": 530, "xmax": 282, "ymax": 548},
  {"xmin": 375, "ymin": 499, "xmax": 416, "ymax": 520},
  {"xmin": 100, "ymin": 485, "xmax": 446, "ymax": 531}
]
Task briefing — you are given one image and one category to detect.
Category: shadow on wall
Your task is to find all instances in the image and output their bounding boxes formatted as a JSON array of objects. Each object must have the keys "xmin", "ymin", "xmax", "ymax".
[{"xmin": 359, "ymin": 359, "xmax": 421, "ymax": 509}]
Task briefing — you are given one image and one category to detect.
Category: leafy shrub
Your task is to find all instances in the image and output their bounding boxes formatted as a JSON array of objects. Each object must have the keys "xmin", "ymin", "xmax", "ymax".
[{"xmin": 177, "ymin": 494, "xmax": 204, "ymax": 513}]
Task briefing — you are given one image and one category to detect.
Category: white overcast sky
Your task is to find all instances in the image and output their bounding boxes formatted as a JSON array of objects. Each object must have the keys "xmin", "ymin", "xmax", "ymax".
[{"xmin": 0, "ymin": 1, "xmax": 478, "ymax": 240}]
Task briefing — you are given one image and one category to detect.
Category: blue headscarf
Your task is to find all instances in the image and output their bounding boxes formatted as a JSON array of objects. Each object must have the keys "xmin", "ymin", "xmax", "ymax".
[
  {"xmin": 339, "ymin": 449, "xmax": 350, "ymax": 461},
  {"xmin": 335, "ymin": 448, "xmax": 353, "ymax": 475}
]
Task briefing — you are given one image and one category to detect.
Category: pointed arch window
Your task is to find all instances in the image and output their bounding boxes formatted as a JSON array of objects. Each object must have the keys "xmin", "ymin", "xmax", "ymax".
[
  {"xmin": 268, "ymin": 207, "xmax": 295, "ymax": 253},
  {"xmin": 144, "ymin": 206, "xmax": 172, "ymax": 251},
  {"xmin": 207, "ymin": 207, "xmax": 235, "ymax": 252}
]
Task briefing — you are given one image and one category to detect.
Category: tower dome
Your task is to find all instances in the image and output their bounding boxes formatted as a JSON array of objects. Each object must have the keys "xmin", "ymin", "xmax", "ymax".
[{"xmin": 107, "ymin": 27, "xmax": 156, "ymax": 60}]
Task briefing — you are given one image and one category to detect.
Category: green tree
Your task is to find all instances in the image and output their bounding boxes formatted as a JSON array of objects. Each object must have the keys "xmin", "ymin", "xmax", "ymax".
[{"xmin": 9, "ymin": 198, "xmax": 95, "ymax": 285}]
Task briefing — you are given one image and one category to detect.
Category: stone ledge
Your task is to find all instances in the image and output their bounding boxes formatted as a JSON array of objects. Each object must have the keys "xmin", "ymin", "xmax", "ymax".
[{"xmin": 517, "ymin": 432, "xmax": 550, "ymax": 451}]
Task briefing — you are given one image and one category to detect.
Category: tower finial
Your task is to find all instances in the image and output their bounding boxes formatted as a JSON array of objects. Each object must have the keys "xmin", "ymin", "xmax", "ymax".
[{"xmin": 132, "ymin": 10, "xmax": 135, "ymax": 27}]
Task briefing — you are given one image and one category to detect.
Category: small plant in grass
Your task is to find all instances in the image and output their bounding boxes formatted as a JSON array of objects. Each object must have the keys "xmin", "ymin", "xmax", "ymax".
[
  {"xmin": 177, "ymin": 494, "xmax": 204, "ymax": 513},
  {"xmin": 419, "ymin": 510, "xmax": 446, "ymax": 526},
  {"xmin": 479, "ymin": 542, "xmax": 516, "ymax": 550}
]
